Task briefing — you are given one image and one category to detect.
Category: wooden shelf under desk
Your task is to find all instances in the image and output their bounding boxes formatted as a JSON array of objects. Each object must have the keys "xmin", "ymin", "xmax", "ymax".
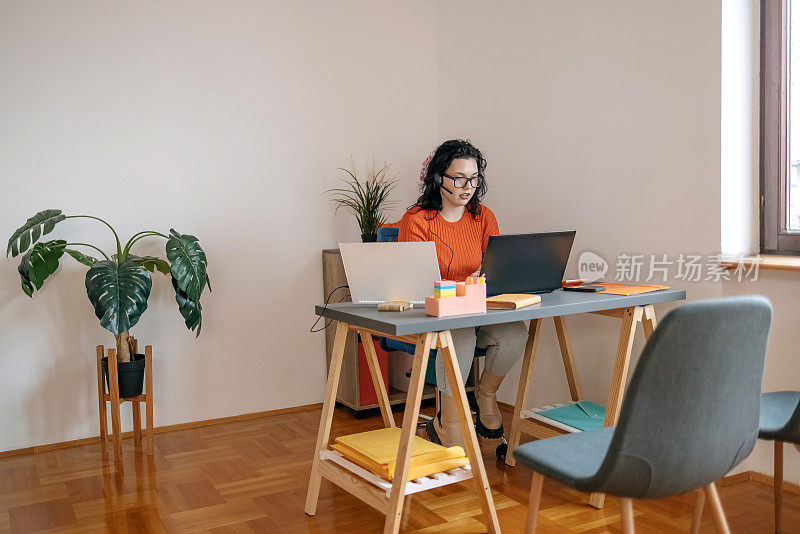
[{"xmin": 319, "ymin": 449, "xmax": 473, "ymax": 504}]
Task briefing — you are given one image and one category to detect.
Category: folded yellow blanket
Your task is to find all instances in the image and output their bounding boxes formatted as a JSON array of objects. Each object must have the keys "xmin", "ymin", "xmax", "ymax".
[
  {"xmin": 331, "ymin": 443, "xmax": 469, "ymax": 481},
  {"xmin": 331, "ymin": 427, "xmax": 468, "ymax": 482}
]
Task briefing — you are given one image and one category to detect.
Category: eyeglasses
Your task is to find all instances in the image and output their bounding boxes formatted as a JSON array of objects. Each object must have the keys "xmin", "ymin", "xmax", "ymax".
[{"xmin": 442, "ymin": 173, "xmax": 483, "ymax": 189}]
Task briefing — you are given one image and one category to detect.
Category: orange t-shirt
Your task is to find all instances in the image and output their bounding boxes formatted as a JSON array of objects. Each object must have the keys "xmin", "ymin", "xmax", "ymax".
[{"xmin": 397, "ymin": 206, "xmax": 499, "ymax": 282}]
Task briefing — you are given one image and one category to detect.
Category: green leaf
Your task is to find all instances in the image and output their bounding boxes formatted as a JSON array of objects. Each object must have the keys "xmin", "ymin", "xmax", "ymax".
[
  {"xmin": 17, "ymin": 240, "xmax": 67, "ymax": 296},
  {"xmin": 65, "ymin": 248, "xmax": 97, "ymax": 267},
  {"xmin": 7, "ymin": 209, "xmax": 67, "ymax": 257},
  {"xmin": 172, "ymin": 276, "xmax": 202, "ymax": 336},
  {"xmin": 19, "ymin": 274, "xmax": 33, "ymax": 297},
  {"xmin": 166, "ymin": 229, "xmax": 208, "ymax": 301},
  {"xmin": 129, "ymin": 254, "xmax": 170, "ymax": 275},
  {"xmin": 85, "ymin": 260, "xmax": 152, "ymax": 335}
]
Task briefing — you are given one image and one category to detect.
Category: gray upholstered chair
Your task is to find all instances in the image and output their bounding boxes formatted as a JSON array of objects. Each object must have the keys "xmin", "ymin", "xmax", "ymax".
[
  {"xmin": 512, "ymin": 296, "xmax": 772, "ymax": 533},
  {"xmin": 757, "ymin": 391, "xmax": 800, "ymax": 533}
]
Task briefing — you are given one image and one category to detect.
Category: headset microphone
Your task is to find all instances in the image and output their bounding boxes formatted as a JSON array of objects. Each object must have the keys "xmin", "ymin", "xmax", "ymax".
[{"xmin": 435, "ymin": 173, "xmax": 454, "ymax": 194}]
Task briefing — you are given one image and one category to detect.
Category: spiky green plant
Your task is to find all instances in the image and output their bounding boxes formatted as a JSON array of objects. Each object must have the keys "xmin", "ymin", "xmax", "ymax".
[
  {"xmin": 7, "ymin": 210, "xmax": 210, "ymax": 363},
  {"xmin": 326, "ymin": 163, "xmax": 398, "ymax": 238}
]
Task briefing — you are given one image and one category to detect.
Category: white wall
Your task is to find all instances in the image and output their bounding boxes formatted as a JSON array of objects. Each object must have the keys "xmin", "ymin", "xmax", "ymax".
[
  {"xmin": 435, "ymin": 0, "xmax": 723, "ymax": 409},
  {"xmin": 0, "ymin": 1, "xmax": 438, "ymax": 451}
]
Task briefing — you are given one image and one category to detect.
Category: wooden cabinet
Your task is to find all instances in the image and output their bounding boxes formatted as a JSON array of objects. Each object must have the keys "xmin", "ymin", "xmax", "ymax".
[{"xmin": 321, "ymin": 249, "xmax": 438, "ymax": 412}]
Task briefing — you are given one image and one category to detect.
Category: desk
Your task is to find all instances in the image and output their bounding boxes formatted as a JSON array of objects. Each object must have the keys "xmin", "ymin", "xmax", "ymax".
[{"xmin": 306, "ymin": 288, "xmax": 685, "ymax": 532}]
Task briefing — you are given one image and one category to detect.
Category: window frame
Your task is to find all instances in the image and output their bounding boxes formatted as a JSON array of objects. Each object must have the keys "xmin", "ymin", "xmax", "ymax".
[{"xmin": 761, "ymin": 0, "xmax": 800, "ymax": 254}]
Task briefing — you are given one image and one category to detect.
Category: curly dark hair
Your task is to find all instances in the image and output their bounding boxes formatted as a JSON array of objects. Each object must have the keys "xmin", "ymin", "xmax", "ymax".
[{"xmin": 412, "ymin": 139, "xmax": 487, "ymax": 220}]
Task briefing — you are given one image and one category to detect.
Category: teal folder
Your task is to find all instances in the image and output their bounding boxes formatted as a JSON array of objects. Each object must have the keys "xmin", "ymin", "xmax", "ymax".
[{"xmin": 536, "ymin": 401, "xmax": 606, "ymax": 432}]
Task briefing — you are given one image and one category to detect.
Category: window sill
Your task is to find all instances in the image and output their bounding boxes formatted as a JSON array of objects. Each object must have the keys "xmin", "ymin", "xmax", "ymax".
[{"xmin": 720, "ymin": 254, "xmax": 800, "ymax": 273}]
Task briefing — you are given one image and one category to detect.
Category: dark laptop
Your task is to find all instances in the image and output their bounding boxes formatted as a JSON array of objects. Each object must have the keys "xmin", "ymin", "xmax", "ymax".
[{"xmin": 480, "ymin": 231, "xmax": 576, "ymax": 297}]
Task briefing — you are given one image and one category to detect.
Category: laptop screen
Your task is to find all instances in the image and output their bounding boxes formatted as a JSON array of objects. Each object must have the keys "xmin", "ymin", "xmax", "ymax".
[
  {"xmin": 340, "ymin": 242, "xmax": 441, "ymax": 304},
  {"xmin": 480, "ymin": 231, "xmax": 576, "ymax": 296}
]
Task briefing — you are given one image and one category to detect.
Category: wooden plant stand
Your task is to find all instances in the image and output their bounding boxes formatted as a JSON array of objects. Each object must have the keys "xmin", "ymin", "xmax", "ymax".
[{"xmin": 95, "ymin": 338, "xmax": 154, "ymax": 456}]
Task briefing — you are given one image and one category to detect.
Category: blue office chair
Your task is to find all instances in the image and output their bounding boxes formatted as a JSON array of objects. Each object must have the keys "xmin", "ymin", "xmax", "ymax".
[
  {"xmin": 513, "ymin": 296, "xmax": 772, "ymax": 533},
  {"xmin": 376, "ymin": 226, "xmax": 400, "ymax": 242},
  {"xmin": 758, "ymin": 391, "xmax": 800, "ymax": 533},
  {"xmin": 375, "ymin": 227, "xmax": 506, "ymax": 455}
]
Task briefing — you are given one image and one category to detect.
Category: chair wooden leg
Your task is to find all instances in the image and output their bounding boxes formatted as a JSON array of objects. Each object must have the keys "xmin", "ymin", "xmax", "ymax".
[
  {"xmin": 621, "ymin": 498, "xmax": 635, "ymax": 534},
  {"xmin": 703, "ymin": 483, "xmax": 731, "ymax": 534},
  {"xmin": 96, "ymin": 345, "xmax": 108, "ymax": 444},
  {"xmin": 106, "ymin": 348, "xmax": 123, "ymax": 456},
  {"xmin": 690, "ymin": 489, "xmax": 705, "ymax": 534},
  {"xmin": 383, "ymin": 332, "xmax": 434, "ymax": 534},
  {"xmin": 525, "ymin": 472, "xmax": 544, "ymax": 534},
  {"xmin": 305, "ymin": 321, "xmax": 349, "ymax": 515},
  {"xmin": 506, "ymin": 319, "xmax": 543, "ymax": 467},
  {"xmin": 775, "ymin": 440, "xmax": 784, "ymax": 533},
  {"xmin": 440, "ymin": 330, "xmax": 501, "ymax": 534},
  {"xmin": 590, "ymin": 306, "xmax": 642, "ymax": 508}
]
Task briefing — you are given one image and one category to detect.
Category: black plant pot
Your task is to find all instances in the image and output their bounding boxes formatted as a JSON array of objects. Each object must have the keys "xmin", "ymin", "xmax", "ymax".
[
  {"xmin": 101, "ymin": 354, "xmax": 145, "ymax": 398},
  {"xmin": 361, "ymin": 233, "xmax": 377, "ymax": 242}
]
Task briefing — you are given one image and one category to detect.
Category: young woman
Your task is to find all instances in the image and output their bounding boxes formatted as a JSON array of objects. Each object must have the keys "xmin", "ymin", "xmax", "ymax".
[{"xmin": 398, "ymin": 139, "xmax": 528, "ymax": 447}]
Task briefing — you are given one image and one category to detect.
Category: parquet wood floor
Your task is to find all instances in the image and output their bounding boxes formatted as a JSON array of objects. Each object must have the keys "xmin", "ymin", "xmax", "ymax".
[{"xmin": 1, "ymin": 402, "xmax": 798, "ymax": 533}]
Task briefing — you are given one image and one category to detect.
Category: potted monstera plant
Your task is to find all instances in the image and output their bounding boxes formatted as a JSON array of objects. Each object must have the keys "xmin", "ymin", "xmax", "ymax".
[{"xmin": 7, "ymin": 209, "xmax": 209, "ymax": 396}]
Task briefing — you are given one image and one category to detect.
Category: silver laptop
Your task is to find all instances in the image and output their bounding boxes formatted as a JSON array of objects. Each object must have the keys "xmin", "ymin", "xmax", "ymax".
[{"xmin": 340, "ymin": 242, "xmax": 441, "ymax": 304}]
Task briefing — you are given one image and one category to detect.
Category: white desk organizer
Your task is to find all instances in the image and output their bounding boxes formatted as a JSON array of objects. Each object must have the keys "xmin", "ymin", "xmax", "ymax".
[{"xmin": 320, "ymin": 449, "xmax": 473, "ymax": 497}]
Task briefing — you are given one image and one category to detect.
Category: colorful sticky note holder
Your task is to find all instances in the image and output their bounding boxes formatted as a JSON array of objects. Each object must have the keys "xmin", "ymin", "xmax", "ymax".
[{"xmin": 425, "ymin": 279, "xmax": 487, "ymax": 317}]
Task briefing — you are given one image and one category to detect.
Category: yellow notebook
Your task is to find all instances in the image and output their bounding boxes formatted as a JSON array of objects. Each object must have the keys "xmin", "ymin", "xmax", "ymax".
[
  {"xmin": 486, "ymin": 293, "xmax": 542, "ymax": 310},
  {"xmin": 331, "ymin": 427, "xmax": 468, "ymax": 481},
  {"xmin": 597, "ymin": 283, "xmax": 668, "ymax": 296}
]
